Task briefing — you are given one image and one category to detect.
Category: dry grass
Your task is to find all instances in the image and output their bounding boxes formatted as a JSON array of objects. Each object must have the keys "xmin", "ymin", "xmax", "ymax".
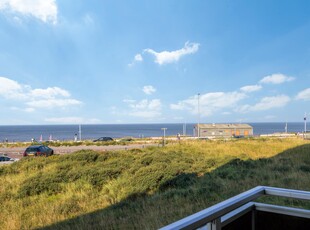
[{"xmin": 0, "ymin": 137, "xmax": 309, "ymax": 229}]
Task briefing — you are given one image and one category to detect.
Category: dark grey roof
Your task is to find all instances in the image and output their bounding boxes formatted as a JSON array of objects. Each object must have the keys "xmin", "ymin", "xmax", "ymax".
[{"xmin": 196, "ymin": 123, "xmax": 253, "ymax": 129}]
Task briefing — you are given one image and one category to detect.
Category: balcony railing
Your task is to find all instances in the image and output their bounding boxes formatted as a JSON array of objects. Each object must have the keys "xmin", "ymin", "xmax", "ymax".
[{"xmin": 160, "ymin": 186, "xmax": 310, "ymax": 230}]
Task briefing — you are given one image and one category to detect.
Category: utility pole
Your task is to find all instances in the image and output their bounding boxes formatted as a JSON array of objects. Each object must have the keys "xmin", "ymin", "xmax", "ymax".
[
  {"xmin": 304, "ymin": 113, "xmax": 307, "ymax": 133},
  {"xmin": 161, "ymin": 128, "xmax": 167, "ymax": 146},
  {"xmin": 197, "ymin": 93, "xmax": 200, "ymax": 138},
  {"xmin": 79, "ymin": 124, "xmax": 82, "ymax": 141},
  {"xmin": 183, "ymin": 123, "xmax": 186, "ymax": 136}
]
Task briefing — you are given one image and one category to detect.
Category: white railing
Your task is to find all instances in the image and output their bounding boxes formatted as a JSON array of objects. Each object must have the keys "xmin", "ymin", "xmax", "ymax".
[{"xmin": 160, "ymin": 186, "xmax": 310, "ymax": 230}]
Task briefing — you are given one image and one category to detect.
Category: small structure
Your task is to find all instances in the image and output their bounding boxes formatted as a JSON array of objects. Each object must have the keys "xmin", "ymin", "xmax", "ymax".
[{"xmin": 194, "ymin": 123, "xmax": 253, "ymax": 138}]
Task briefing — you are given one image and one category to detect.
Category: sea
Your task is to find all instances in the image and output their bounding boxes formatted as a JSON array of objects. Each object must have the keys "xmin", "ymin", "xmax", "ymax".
[{"xmin": 0, "ymin": 122, "xmax": 306, "ymax": 142}]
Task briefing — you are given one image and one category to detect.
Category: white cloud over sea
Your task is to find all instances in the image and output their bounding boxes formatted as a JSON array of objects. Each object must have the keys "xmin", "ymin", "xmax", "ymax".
[
  {"xmin": 240, "ymin": 84, "xmax": 262, "ymax": 93},
  {"xmin": 0, "ymin": 0, "xmax": 58, "ymax": 24},
  {"xmin": 0, "ymin": 76, "xmax": 82, "ymax": 111},
  {"xmin": 144, "ymin": 42, "xmax": 200, "ymax": 65},
  {"xmin": 169, "ymin": 72, "xmax": 298, "ymax": 119},
  {"xmin": 123, "ymin": 98, "xmax": 162, "ymax": 118},
  {"xmin": 296, "ymin": 88, "xmax": 310, "ymax": 101},
  {"xmin": 170, "ymin": 91, "xmax": 246, "ymax": 117},
  {"xmin": 259, "ymin": 73, "xmax": 295, "ymax": 84},
  {"xmin": 130, "ymin": 42, "xmax": 200, "ymax": 66},
  {"xmin": 143, "ymin": 85, "xmax": 156, "ymax": 95},
  {"xmin": 45, "ymin": 117, "xmax": 101, "ymax": 124},
  {"xmin": 237, "ymin": 95, "xmax": 291, "ymax": 113}
]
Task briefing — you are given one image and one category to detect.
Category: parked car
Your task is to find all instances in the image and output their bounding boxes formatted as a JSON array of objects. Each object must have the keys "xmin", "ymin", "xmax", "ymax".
[
  {"xmin": 0, "ymin": 156, "xmax": 19, "ymax": 162},
  {"xmin": 93, "ymin": 137, "xmax": 113, "ymax": 142},
  {"xmin": 23, "ymin": 145, "xmax": 54, "ymax": 157}
]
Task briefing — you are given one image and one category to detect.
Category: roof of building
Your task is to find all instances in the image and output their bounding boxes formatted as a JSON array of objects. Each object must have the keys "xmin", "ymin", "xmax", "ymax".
[{"xmin": 196, "ymin": 123, "xmax": 253, "ymax": 129}]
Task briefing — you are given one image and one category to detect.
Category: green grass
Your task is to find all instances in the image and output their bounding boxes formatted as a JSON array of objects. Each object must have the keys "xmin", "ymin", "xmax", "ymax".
[{"xmin": 0, "ymin": 138, "xmax": 310, "ymax": 229}]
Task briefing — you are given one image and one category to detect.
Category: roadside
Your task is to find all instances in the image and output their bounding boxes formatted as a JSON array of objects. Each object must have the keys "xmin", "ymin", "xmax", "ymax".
[{"xmin": 0, "ymin": 143, "xmax": 159, "ymax": 159}]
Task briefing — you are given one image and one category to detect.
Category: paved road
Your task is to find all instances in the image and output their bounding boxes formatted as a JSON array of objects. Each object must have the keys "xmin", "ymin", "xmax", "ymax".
[{"xmin": 0, "ymin": 143, "xmax": 159, "ymax": 159}]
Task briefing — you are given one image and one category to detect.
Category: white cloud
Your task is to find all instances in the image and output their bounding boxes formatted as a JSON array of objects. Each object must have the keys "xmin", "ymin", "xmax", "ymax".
[
  {"xmin": 10, "ymin": 106, "xmax": 34, "ymax": 113},
  {"xmin": 24, "ymin": 107, "xmax": 35, "ymax": 112},
  {"xmin": 123, "ymin": 99, "xmax": 136, "ymax": 104},
  {"xmin": 134, "ymin": 54, "xmax": 143, "ymax": 62},
  {"xmin": 26, "ymin": 98, "xmax": 82, "ymax": 108},
  {"xmin": 0, "ymin": 0, "xmax": 57, "ymax": 24},
  {"xmin": 170, "ymin": 91, "xmax": 246, "ymax": 116},
  {"xmin": 128, "ymin": 53, "xmax": 143, "ymax": 67},
  {"xmin": 259, "ymin": 73, "xmax": 295, "ymax": 84},
  {"xmin": 124, "ymin": 99, "xmax": 162, "ymax": 118},
  {"xmin": 264, "ymin": 115, "xmax": 276, "ymax": 120},
  {"xmin": 0, "ymin": 76, "xmax": 82, "ymax": 110},
  {"xmin": 238, "ymin": 95, "xmax": 290, "ymax": 112},
  {"xmin": 45, "ymin": 117, "xmax": 101, "ymax": 124},
  {"xmin": 128, "ymin": 110, "xmax": 161, "ymax": 118},
  {"xmin": 30, "ymin": 87, "xmax": 70, "ymax": 99},
  {"xmin": 143, "ymin": 85, "xmax": 156, "ymax": 95},
  {"xmin": 296, "ymin": 88, "xmax": 310, "ymax": 101},
  {"xmin": 240, "ymin": 84, "xmax": 262, "ymax": 93},
  {"xmin": 144, "ymin": 42, "xmax": 200, "ymax": 65},
  {"xmin": 0, "ymin": 76, "xmax": 25, "ymax": 99}
]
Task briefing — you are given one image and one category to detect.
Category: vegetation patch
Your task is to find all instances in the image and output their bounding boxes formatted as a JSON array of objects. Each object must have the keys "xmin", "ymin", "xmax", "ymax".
[{"xmin": 0, "ymin": 138, "xmax": 310, "ymax": 229}]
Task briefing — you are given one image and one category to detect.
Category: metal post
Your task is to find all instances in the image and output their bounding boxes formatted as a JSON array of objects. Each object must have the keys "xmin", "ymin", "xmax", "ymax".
[
  {"xmin": 79, "ymin": 124, "xmax": 82, "ymax": 141},
  {"xmin": 211, "ymin": 218, "xmax": 221, "ymax": 230},
  {"xmin": 161, "ymin": 128, "xmax": 167, "ymax": 146},
  {"xmin": 304, "ymin": 113, "xmax": 307, "ymax": 133},
  {"xmin": 251, "ymin": 209, "xmax": 256, "ymax": 230},
  {"xmin": 198, "ymin": 93, "xmax": 200, "ymax": 138}
]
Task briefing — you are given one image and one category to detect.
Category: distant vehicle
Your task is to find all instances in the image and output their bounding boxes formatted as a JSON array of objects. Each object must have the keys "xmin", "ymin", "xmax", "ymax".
[
  {"xmin": 23, "ymin": 145, "xmax": 54, "ymax": 157},
  {"xmin": 0, "ymin": 156, "xmax": 19, "ymax": 162},
  {"xmin": 120, "ymin": 137, "xmax": 134, "ymax": 142},
  {"xmin": 233, "ymin": 135, "xmax": 245, "ymax": 139},
  {"xmin": 93, "ymin": 137, "xmax": 114, "ymax": 142}
]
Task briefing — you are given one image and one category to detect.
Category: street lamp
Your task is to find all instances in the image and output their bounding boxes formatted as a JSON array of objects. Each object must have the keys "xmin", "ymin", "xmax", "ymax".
[
  {"xmin": 197, "ymin": 93, "xmax": 200, "ymax": 138},
  {"xmin": 79, "ymin": 124, "xmax": 82, "ymax": 141},
  {"xmin": 161, "ymin": 128, "xmax": 167, "ymax": 146},
  {"xmin": 304, "ymin": 113, "xmax": 307, "ymax": 133}
]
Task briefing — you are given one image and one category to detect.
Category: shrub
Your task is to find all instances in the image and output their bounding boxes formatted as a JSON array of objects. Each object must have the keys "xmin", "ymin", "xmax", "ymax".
[
  {"xmin": 300, "ymin": 165, "xmax": 310, "ymax": 173},
  {"xmin": 19, "ymin": 174, "xmax": 64, "ymax": 197},
  {"xmin": 56, "ymin": 196, "xmax": 81, "ymax": 215},
  {"xmin": 160, "ymin": 173, "xmax": 197, "ymax": 190},
  {"xmin": 62, "ymin": 150, "xmax": 99, "ymax": 162}
]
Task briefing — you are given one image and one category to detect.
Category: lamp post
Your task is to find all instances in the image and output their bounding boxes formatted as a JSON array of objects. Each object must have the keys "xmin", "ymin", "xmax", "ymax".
[
  {"xmin": 79, "ymin": 124, "xmax": 82, "ymax": 141},
  {"xmin": 197, "ymin": 93, "xmax": 200, "ymax": 138},
  {"xmin": 304, "ymin": 113, "xmax": 307, "ymax": 133},
  {"xmin": 161, "ymin": 128, "xmax": 167, "ymax": 146}
]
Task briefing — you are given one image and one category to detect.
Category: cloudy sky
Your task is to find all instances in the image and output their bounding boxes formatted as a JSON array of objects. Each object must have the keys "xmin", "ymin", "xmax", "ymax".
[{"xmin": 0, "ymin": 0, "xmax": 310, "ymax": 125}]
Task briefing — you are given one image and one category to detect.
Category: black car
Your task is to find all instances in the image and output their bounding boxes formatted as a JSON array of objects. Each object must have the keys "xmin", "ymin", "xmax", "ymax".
[
  {"xmin": 23, "ymin": 145, "xmax": 54, "ymax": 157},
  {"xmin": 93, "ymin": 137, "xmax": 113, "ymax": 142},
  {"xmin": 0, "ymin": 156, "xmax": 18, "ymax": 162}
]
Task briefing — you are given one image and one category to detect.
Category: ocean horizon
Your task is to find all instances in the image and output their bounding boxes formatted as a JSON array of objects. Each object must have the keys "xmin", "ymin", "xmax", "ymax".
[{"xmin": 0, "ymin": 122, "xmax": 307, "ymax": 142}]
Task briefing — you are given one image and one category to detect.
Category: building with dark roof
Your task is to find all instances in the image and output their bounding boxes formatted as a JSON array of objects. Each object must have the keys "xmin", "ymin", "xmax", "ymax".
[{"xmin": 194, "ymin": 123, "xmax": 253, "ymax": 138}]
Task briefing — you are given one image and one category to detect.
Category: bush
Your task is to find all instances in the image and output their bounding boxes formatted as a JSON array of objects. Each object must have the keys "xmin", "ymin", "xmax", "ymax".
[
  {"xmin": 62, "ymin": 150, "xmax": 99, "ymax": 162},
  {"xmin": 56, "ymin": 196, "xmax": 81, "ymax": 215},
  {"xmin": 19, "ymin": 173, "xmax": 64, "ymax": 197}
]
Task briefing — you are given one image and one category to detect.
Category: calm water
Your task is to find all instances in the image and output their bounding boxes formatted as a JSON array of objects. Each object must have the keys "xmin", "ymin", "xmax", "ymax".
[{"xmin": 0, "ymin": 122, "xmax": 306, "ymax": 142}]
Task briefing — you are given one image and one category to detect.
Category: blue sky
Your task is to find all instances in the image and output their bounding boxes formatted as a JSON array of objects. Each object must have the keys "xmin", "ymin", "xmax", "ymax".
[{"xmin": 0, "ymin": 0, "xmax": 310, "ymax": 125}]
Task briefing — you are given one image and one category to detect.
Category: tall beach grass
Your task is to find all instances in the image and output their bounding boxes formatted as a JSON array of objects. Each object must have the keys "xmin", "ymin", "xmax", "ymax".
[{"xmin": 0, "ymin": 138, "xmax": 309, "ymax": 229}]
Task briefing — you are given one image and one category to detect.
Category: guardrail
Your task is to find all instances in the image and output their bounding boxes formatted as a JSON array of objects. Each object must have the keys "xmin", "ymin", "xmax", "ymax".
[{"xmin": 160, "ymin": 186, "xmax": 310, "ymax": 230}]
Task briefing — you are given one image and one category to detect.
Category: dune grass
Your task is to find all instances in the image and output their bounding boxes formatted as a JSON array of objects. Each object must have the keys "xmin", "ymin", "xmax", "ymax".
[
  {"xmin": 0, "ymin": 138, "xmax": 310, "ymax": 229},
  {"xmin": 0, "ymin": 138, "xmax": 156, "ymax": 148}
]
